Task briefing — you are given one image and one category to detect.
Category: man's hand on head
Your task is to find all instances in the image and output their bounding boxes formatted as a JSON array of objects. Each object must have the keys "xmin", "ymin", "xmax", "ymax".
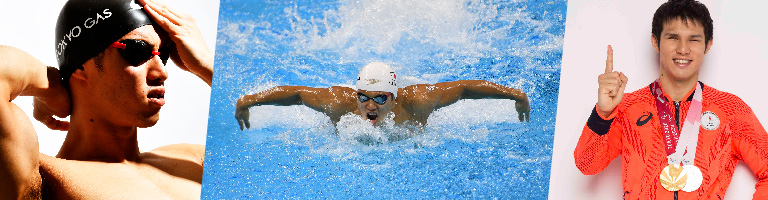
[
  {"xmin": 32, "ymin": 67, "xmax": 71, "ymax": 131},
  {"xmin": 597, "ymin": 45, "xmax": 628, "ymax": 117},
  {"xmin": 139, "ymin": 0, "xmax": 214, "ymax": 86}
]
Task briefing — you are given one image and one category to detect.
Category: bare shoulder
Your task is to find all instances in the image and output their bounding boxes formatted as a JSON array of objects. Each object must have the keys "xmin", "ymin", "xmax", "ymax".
[
  {"xmin": 291, "ymin": 85, "xmax": 355, "ymax": 101},
  {"xmin": 285, "ymin": 85, "xmax": 353, "ymax": 93},
  {"xmin": 144, "ymin": 144, "xmax": 205, "ymax": 165},
  {"xmin": 400, "ymin": 80, "xmax": 488, "ymax": 94},
  {"xmin": 433, "ymin": 80, "xmax": 488, "ymax": 86},
  {"xmin": 398, "ymin": 84, "xmax": 443, "ymax": 110},
  {"xmin": 38, "ymin": 153, "xmax": 202, "ymax": 199},
  {"xmin": 326, "ymin": 86, "xmax": 356, "ymax": 95},
  {"xmin": 401, "ymin": 84, "xmax": 438, "ymax": 94},
  {"xmin": 315, "ymin": 86, "xmax": 356, "ymax": 104},
  {"xmin": 140, "ymin": 144, "xmax": 205, "ymax": 184},
  {"xmin": 322, "ymin": 86, "xmax": 358, "ymax": 117},
  {"xmin": 148, "ymin": 144, "xmax": 205, "ymax": 157},
  {"xmin": 400, "ymin": 84, "xmax": 441, "ymax": 101}
]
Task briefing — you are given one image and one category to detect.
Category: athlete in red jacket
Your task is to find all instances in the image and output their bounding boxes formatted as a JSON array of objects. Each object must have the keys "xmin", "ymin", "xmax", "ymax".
[{"xmin": 574, "ymin": 1, "xmax": 768, "ymax": 199}]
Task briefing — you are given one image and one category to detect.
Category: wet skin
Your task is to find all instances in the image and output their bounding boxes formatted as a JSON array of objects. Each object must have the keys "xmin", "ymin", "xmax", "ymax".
[
  {"xmin": 356, "ymin": 90, "xmax": 394, "ymax": 125},
  {"xmin": 236, "ymin": 80, "xmax": 531, "ymax": 130}
]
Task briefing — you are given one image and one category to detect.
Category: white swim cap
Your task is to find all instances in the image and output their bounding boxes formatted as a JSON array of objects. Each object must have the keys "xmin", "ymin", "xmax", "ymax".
[{"xmin": 356, "ymin": 62, "xmax": 398, "ymax": 99}]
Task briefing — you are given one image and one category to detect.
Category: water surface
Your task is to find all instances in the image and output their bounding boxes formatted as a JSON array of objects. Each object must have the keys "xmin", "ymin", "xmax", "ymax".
[{"xmin": 203, "ymin": 0, "xmax": 566, "ymax": 198}]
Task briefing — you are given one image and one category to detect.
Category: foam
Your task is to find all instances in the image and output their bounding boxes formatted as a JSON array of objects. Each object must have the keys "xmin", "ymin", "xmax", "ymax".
[
  {"xmin": 246, "ymin": 98, "xmax": 522, "ymax": 161},
  {"xmin": 216, "ymin": 0, "xmax": 562, "ymax": 83}
]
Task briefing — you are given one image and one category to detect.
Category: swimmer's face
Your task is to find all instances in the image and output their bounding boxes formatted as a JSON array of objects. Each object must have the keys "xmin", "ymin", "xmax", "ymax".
[
  {"xmin": 356, "ymin": 90, "xmax": 394, "ymax": 125},
  {"xmin": 652, "ymin": 18, "xmax": 712, "ymax": 83},
  {"xmin": 72, "ymin": 25, "xmax": 169, "ymax": 127}
]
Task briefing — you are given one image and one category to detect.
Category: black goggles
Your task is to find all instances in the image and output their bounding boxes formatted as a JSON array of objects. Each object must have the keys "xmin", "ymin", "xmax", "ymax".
[
  {"xmin": 357, "ymin": 92, "xmax": 388, "ymax": 105},
  {"xmin": 109, "ymin": 39, "xmax": 169, "ymax": 66}
]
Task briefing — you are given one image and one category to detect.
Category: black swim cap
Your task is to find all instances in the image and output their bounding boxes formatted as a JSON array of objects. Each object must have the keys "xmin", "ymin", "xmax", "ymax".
[{"xmin": 55, "ymin": 0, "xmax": 154, "ymax": 86}]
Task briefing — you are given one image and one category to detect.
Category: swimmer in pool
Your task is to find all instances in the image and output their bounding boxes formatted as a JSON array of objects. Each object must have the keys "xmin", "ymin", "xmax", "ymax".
[
  {"xmin": 235, "ymin": 62, "xmax": 531, "ymax": 130},
  {"xmin": 0, "ymin": 0, "xmax": 212, "ymax": 198}
]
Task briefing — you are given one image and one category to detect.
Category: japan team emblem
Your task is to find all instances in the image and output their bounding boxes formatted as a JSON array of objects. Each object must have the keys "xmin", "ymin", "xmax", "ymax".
[{"xmin": 700, "ymin": 111, "xmax": 719, "ymax": 131}]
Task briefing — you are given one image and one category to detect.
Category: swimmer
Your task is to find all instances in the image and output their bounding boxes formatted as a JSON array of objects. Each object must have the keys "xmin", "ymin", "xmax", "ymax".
[
  {"xmin": 235, "ymin": 62, "xmax": 531, "ymax": 131},
  {"xmin": 0, "ymin": 0, "xmax": 212, "ymax": 199},
  {"xmin": 574, "ymin": 0, "xmax": 768, "ymax": 199}
]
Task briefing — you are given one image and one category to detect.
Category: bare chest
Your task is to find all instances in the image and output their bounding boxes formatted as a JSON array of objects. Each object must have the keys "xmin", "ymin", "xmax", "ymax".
[{"xmin": 40, "ymin": 159, "xmax": 201, "ymax": 199}]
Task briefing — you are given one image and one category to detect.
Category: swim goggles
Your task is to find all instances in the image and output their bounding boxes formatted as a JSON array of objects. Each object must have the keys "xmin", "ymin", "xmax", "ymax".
[
  {"xmin": 357, "ymin": 92, "xmax": 388, "ymax": 105},
  {"xmin": 109, "ymin": 39, "xmax": 169, "ymax": 66}
]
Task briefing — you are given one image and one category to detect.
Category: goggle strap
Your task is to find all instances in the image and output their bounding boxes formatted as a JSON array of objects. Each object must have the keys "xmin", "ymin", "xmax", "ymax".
[
  {"xmin": 110, "ymin": 42, "xmax": 127, "ymax": 49},
  {"xmin": 110, "ymin": 40, "xmax": 168, "ymax": 66}
]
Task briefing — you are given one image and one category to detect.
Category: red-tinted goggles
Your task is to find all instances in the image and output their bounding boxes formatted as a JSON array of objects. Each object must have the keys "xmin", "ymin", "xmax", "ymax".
[{"xmin": 109, "ymin": 39, "xmax": 169, "ymax": 66}]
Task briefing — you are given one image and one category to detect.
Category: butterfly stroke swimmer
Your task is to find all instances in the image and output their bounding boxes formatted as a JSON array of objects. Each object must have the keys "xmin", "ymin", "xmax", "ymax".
[{"xmin": 235, "ymin": 62, "xmax": 531, "ymax": 131}]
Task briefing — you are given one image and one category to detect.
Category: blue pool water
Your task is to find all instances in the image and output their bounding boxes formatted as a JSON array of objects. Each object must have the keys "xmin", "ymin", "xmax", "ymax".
[{"xmin": 203, "ymin": 0, "xmax": 566, "ymax": 199}]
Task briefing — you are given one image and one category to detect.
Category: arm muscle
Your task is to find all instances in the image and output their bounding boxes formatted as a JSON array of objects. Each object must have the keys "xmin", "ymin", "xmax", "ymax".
[{"xmin": 0, "ymin": 45, "xmax": 48, "ymax": 199}]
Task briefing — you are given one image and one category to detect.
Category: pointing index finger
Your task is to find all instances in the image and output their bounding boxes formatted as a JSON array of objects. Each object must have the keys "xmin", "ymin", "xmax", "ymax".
[{"xmin": 605, "ymin": 45, "xmax": 614, "ymax": 74}]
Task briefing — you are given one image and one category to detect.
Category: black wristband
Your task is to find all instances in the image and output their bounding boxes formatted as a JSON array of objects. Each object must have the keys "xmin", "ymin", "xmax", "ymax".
[{"xmin": 587, "ymin": 106, "xmax": 614, "ymax": 136}]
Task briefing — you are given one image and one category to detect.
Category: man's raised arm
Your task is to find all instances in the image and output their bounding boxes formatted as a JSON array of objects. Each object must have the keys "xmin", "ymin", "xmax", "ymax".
[
  {"xmin": 430, "ymin": 80, "xmax": 530, "ymax": 122},
  {"xmin": 0, "ymin": 46, "xmax": 70, "ymax": 199},
  {"xmin": 573, "ymin": 45, "xmax": 627, "ymax": 175}
]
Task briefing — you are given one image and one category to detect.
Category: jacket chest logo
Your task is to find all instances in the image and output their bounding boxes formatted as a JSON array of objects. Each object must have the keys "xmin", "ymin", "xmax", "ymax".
[{"xmin": 636, "ymin": 111, "xmax": 653, "ymax": 127}]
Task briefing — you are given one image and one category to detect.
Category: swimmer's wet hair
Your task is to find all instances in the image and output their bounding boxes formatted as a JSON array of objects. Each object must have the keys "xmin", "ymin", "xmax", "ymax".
[{"xmin": 651, "ymin": 0, "xmax": 713, "ymax": 48}]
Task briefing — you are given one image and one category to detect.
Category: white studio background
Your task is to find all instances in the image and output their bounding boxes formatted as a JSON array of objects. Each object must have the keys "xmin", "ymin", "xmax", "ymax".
[
  {"xmin": 551, "ymin": 0, "xmax": 768, "ymax": 199},
  {"xmin": 0, "ymin": 0, "xmax": 219, "ymax": 156}
]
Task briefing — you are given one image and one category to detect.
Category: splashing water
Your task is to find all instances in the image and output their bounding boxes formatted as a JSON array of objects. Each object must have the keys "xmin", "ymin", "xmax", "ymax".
[
  {"xmin": 335, "ymin": 113, "xmax": 421, "ymax": 145},
  {"xmin": 204, "ymin": 0, "xmax": 565, "ymax": 199}
]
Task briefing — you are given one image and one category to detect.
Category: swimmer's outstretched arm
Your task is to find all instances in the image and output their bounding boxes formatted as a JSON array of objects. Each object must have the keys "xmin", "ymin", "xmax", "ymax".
[
  {"xmin": 430, "ymin": 80, "xmax": 530, "ymax": 122},
  {"xmin": 0, "ymin": 46, "xmax": 70, "ymax": 199},
  {"xmin": 235, "ymin": 86, "xmax": 354, "ymax": 130}
]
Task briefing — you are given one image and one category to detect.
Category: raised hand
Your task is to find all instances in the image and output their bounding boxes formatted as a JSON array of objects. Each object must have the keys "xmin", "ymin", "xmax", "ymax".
[
  {"xmin": 139, "ymin": 0, "xmax": 213, "ymax": 86},
  {"xmin": 0, "ymin": 46, "xmax": 71, "ymax": 131},
  {"xmin": 32, "ymin": 67, "xmax": 71, "ymax": 131},
  {"xmin": 597, "ymin": 45, "xmax": 628, "ymax": 117}
]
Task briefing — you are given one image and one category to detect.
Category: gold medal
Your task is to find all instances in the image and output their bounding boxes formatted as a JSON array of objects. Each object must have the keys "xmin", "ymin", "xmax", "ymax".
[{"xmin": 660, "ymin": 164, "xmax": 687, "ymax": 191}]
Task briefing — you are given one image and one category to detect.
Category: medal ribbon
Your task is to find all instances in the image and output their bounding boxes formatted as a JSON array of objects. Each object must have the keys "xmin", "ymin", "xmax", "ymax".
[{"xmin": 650, "ymin": 80, "xmax": 702, "ymax": 165}]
